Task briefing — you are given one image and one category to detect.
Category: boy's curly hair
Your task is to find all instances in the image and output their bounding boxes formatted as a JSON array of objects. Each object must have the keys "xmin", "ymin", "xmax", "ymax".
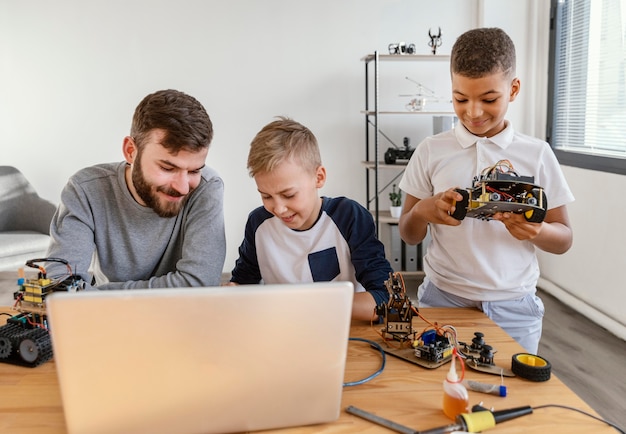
[{"xmin": 450, "ymin": 27, "xmax": 516, "ymax": 79}]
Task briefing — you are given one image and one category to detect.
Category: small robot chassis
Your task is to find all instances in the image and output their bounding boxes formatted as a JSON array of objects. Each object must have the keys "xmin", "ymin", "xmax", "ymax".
[
  {"xmin": 0, "ymin": 258, "xmax": 83, "ymax": 367},
  {"xmin": 376, "ymin": 272, "xmax": 454, "ymax": 368},
  {"xmin": 451, "ymin": 160, "xmax": 548, "ymax": 223}
]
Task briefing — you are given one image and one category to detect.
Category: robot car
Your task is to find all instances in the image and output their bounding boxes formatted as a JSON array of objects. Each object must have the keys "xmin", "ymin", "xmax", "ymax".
[
  {"xmin": 450, "ymin": 160, "xmax": 548, "ymax": 223},
  {"xmin": 0, "ymin": 258, "xmax": 84, "ymax": 367},
  {"xmin": 384, "ymin": 137, "xmax": 415, "ymax": 164}
]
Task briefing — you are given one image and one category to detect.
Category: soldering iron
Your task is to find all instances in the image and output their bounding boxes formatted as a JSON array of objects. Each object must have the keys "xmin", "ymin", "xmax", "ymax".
[
  {"xmin": 346, "ymin": 404, "xmax": 533, "ymax": 434},
  {"xmin": 418, "ymin": 405, "xmax": 533, "ymax": 434}
]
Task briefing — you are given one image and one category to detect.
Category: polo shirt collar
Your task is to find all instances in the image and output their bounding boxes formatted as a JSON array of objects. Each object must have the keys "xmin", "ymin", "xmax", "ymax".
[{"xmin": 455, "ymin": 121, "xmax": 514, "ymax": 149}]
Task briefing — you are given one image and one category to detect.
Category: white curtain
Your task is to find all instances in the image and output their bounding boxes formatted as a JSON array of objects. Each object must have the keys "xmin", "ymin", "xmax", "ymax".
[{"xmin": 524, "ymin": 0, "xmax": 552, "ymax": 139}]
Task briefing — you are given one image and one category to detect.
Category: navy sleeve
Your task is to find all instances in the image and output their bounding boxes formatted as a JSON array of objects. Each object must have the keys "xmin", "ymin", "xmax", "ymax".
[
  {"xmin": 324, "ymin": 197, "xmax": 393, "ymax": 307},
  {"xmin": 230, "ymin": 207, "xmax": 273, "ymax": 284}
]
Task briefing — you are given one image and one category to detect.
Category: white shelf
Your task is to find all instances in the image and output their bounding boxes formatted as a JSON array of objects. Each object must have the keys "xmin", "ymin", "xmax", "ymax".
[
  {"xmin": 362, "ymin": 161, "xmax": 407, "ymax": 169},
  {"xmin": 363, "ymin": 51, "xmax": 444, "ymax": 272},
  {"xmin": 362, "ymin": 110, "xmax": 455, "ymax": 116},
  {"xmin": 370, "ymin": 210, "xmax": 398, "ymax": 224},
  {"xmin": 361, "ymin": 54, "xmax": 450, "ymax": 62}
]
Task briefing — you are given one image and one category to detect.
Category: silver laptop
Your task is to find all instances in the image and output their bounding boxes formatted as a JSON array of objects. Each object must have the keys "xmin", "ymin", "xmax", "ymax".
[{"xmin": 46, "ymin": 282, "xmax": 354, "ymax": 434}]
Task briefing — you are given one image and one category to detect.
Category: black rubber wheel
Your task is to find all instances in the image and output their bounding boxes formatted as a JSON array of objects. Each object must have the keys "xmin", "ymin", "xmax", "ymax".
[
  {"xmin": 18, "ymin": 338, "xmax": 40, "ymax": 364},
  {"xmin": 524, "ymin": 189, "xmax": 548, "ymax": 223},
  {"xmin": 0, "ymin": 337, "xmax": 12, "ymax": 358},
  {"xmin": 384, "ymin": 150, "xmax": 396, "ymax": 165},
  {"xmin": 511, "ymin": 353, "xmax": 551, "ymax": 382},
  {"xmin": 450, "ymin": 189, "xmax": 469, "ymax": 220}
]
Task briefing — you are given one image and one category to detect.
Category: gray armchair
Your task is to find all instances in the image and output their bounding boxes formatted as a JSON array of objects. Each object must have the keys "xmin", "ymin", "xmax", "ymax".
[{"xmin": 0, "ymin": 166, "xmax": 57, "ymax": 271}]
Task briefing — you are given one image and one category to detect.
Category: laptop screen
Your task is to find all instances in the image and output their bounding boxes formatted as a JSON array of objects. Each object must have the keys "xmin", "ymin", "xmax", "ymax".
[{"xmin": 47, "ymin": 282, "xmax": 354, "ymax": 434}]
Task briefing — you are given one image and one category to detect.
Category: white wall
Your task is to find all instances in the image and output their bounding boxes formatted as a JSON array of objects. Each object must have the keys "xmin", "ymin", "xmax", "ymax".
[
  {"xmin": 0, "ymin": 0, "xmax": 477, "ymax": 271},
  {"xmin": 2, "ymin": 1, "xmax": 624, "ymax": 337},
  {"xmin": 537, "ymin": 166, "xmax": 626, "ymax": 340}
]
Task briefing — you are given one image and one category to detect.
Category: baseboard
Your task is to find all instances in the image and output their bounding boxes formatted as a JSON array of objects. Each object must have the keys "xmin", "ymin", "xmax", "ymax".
[{"xmin": 538, "ymin": 277, "xmax": 626, "ymax": 342}]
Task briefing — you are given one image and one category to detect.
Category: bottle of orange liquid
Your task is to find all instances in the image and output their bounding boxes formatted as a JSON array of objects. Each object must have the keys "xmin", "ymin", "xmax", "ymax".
[{"xmin": 442, "ymin": 348, "xmax": 469, "ymax": 420}]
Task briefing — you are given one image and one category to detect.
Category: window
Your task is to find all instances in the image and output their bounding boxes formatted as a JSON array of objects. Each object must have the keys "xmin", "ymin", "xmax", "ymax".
[{"xmin": 547, "ymin": 0, "xmax": 626, "ymax": 175}]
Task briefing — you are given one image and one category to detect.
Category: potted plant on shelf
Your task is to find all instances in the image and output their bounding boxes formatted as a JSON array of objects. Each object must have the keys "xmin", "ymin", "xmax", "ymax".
[{"xmin": 389, "ymin": 184, "xmax": 402, "ymax": 218}]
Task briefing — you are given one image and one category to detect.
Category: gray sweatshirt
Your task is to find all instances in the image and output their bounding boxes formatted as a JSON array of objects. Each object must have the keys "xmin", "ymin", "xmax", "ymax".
[{"xmin": 46, "ymin": 162, "xmax": 226, "ymax": 289}]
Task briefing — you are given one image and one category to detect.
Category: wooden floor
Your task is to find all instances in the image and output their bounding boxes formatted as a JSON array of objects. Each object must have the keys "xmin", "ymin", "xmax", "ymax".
[
  {"xmin": 538, "ymin": 289, "xmax": 626, "ymax": 430},
  {"xmin": 1, "ymin": 272, "xmax": 624, "ymax": 431}
]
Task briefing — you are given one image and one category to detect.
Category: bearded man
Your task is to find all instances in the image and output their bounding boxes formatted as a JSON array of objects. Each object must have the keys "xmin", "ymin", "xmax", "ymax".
[{"xmin": 46, "ymin": 89, "xmax": 225, "ymax": 289}]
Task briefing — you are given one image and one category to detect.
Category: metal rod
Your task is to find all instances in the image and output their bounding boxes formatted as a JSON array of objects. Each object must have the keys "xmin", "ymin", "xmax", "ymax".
[{"xmin": 345, "ymin": 405, "xmax": 418, "ymax": 434}]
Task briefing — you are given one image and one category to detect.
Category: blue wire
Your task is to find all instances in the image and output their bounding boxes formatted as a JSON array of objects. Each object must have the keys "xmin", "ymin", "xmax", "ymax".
[{"xmin": 343, "ymin": 337, "xmax": 386, "ymax": 387}]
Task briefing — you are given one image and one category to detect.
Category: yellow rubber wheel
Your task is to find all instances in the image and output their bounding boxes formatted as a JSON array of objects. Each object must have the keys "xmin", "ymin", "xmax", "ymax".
[
  {"xmin": 511, "ymin": 353, "xmax": 551, "ymax": 382},
  {"xmin": 523, "ymin": 189, "xmax": 547, "ymax": 223}
]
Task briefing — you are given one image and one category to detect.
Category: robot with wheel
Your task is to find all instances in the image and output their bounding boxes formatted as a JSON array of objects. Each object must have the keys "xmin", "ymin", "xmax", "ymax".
[
  {"xmin": 451, "ymin": 160, "xmax": 548, "ymax": 223},
  {"xmin": 0, "ymin": 258, "xmax": 84, "ymax": 367},
  {"xmin": 376, "ymin": 272, "xmax": 455, "ymax": 368}
]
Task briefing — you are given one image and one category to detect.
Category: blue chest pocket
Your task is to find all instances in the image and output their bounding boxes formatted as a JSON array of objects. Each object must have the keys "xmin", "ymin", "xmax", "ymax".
[{"xmin": 308, "ymin": 247, "xmax": 340, "ymax": 282}]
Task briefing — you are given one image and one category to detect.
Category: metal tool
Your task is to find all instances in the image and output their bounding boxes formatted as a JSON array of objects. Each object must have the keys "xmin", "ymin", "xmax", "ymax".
[{"xmin": 345, "ymin": 406, "xmax": 420, "ymax": 434}]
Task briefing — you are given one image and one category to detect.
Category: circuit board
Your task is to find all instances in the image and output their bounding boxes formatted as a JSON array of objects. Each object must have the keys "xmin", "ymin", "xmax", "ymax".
[
  {"xmin": 383, "ymin": 346, "xmax": 452, "ymax": 369},
  {"xmin": 382, "ymin": 329, "xmax": 454, "ymax": 369}
]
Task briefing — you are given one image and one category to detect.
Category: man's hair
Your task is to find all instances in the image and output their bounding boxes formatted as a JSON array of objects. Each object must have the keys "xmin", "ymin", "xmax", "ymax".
[
  {"xmin": 247, "ymin": 117, "xmax": 322, "ymax": 177},
  {"xmin": 130, "ymin": 89, "xmax": 213, "ymax": 153},
  {"xmin": 450, "ymin": 27, "xmax": 516, "ymax": 79}
]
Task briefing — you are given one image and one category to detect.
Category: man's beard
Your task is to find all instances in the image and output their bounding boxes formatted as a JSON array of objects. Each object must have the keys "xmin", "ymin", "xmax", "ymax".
[{"xmin": 131, "ymin": 155, "xmax": 192, "ymax": 218}]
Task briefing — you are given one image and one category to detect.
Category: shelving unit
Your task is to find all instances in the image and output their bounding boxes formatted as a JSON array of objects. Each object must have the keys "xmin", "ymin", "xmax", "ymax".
[{"xmin": 362, "ymin": 52, "xmax": 454, "ymax": 272}]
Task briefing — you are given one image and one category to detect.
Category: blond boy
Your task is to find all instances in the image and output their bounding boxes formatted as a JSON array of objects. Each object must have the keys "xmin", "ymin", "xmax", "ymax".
[{"xmin": 230, "ymin": 117, "xmax": 393, "ymax": 321}]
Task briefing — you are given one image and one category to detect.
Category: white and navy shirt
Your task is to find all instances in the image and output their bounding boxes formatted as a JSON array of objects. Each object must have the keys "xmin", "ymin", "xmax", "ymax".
[{"xmin": 230, "ymin": 196, "xmax": 392, "ymax": 306}]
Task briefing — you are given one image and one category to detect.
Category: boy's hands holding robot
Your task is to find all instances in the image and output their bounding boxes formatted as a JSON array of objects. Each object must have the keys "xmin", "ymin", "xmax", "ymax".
[
  {"xmin": 422, "ymin": 188, "xmax": 464, "ymax": 226},
  {"xmin": 492, "ymin": 211, "xmax": 542, "ymax": 241},
  {"xmin": 432, "ymin": 187, "xmax": 542, "ymax": 240}
]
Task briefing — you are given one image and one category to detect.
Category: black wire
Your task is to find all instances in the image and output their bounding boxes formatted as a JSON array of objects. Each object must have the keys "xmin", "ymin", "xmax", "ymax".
[
  {"xmin": 0, "ymin": 312, "xmax": 13, "ymax": 317},
  {"xmin": 534, "ymin": 404, "xmax": 625, "ymax": 433},
  {"xmin": 343, "ymin": 337, "xmax": 386, "ymax": 387}
]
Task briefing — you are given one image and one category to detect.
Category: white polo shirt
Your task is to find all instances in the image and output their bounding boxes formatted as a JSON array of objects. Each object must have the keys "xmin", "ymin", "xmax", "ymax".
[{"xmin": 399, "ymin": 122, "xmax": 574, "ymax": 301}]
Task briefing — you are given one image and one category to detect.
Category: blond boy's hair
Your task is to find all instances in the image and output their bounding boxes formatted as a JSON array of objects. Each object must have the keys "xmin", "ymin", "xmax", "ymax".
[{"xmin": 247, "ymin": 117, "xmax": 322, "ymax": 177}]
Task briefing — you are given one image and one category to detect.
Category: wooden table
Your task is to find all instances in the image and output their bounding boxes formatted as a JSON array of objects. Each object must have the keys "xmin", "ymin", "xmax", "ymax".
[{"xmin": 0, "ymin": 306, "xmax": 613, "ymax": 433}]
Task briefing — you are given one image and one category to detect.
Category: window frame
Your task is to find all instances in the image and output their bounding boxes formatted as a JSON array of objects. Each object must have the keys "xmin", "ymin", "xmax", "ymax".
[{"xmin": 546, "ymin": 0, "xmax": 626, "ymax": 176}]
